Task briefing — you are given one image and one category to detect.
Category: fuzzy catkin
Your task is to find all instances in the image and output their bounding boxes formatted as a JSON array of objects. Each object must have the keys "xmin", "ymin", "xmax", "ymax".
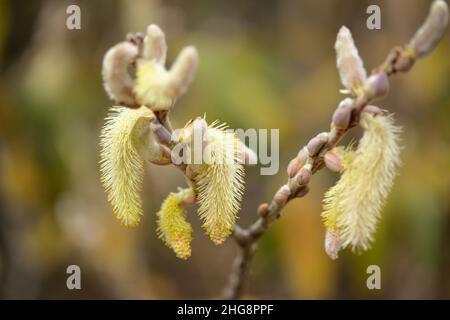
[
  {"xmin": 156, "ymin": 189, "xmax": 193, "ymax": 259},
  {"xmin": 194, "ymin": 126, "xmax": 245, "ymax": 245},
  {"xmin": 100, "ymin": 106, "xmax": 155, "ymax": 227},
  {"xmin": 335, "ymin": 26, "xmax": 367, "ymax": 92},
  {"xmin": 322, "ymin": 113, "xmax": 401, "ymax": 251},
  {"xmin": 102, "ymin": 42, "xmax": 138, "ymax": 105}
]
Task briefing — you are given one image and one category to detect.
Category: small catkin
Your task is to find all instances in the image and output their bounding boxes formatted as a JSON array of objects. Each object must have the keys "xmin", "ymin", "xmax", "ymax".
[
  {"xmin": 134, "ymin": 60, "xmax": 173, "ymax": 111},
  {"xmin": 408, "ymin": 0, "xmax": 449, "ymax": 58},
  {"xmin": 322, "ymin": 112, "xmax": 401, "ymax": 252},
  {"xmin": 156, "ymin": 189, "xmax": 193, "ymax": 259},
  {"xmin": 335, "ymin": 26, "xmax": 367, "ymax": 92},
  {"xmin": 102, "ymin": 42, "xmax": 138, "ymax": 105},
  {"xmin": 134, "ymin": 46, "xmax": 198, "ymax": 111},
  {"xmin": 193, "ymin": 124, "xmax": 245, "ymax": 245}
]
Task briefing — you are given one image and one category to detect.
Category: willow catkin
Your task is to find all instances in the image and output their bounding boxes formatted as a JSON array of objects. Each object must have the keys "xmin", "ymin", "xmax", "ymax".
[
  {"xmin": 335, "ymin": 26, "xmax": 367, "ymax": 93},
  {"xmin": 192, "ymin": 124, "xmax": 245, "ymax": 245},
  {"xmin": 100, "ymin": 106, "xmax": 155, "ymax": 227},
  {"xmin": 322, "ymin": 112, "xmax": 401, "ymax": 251},
  {"xmin": 156, "ymin": 189, "xmax": 193, "ymax": 259}
]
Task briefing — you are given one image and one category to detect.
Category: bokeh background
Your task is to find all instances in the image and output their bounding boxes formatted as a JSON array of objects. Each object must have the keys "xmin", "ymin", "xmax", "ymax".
[{"xmin": 0, "ymin": 0, "xmax": 449, "ymax": 299}]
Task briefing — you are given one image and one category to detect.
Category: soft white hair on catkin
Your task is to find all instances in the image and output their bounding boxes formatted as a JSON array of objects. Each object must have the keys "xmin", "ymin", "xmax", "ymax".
[
  {"xmin": 322, "ymin": 112, "xmax": 401, "ymax": 251},
  {"xmin": 194, "ymin": 126, "xmax": 245, "ymax": 244},
  {"xmin": 100, "ymin": 106, "xmax": 155, "ymax": 227}
]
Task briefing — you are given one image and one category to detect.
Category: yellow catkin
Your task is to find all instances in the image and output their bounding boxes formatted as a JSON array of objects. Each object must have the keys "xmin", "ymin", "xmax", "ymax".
[
  {"xmin": 156, "ymin": 189, "xmax": 193, "ymax": 259},
  {"xmin": 194, "ymin": 124, "xmax": 245, "ymax": 245},
  {"xmin": 100, "ymin": 106, "xmax": 155, "ymax": 227},
  {"xmin": 134, "ymin": 60, "xmax": 173, "ymax": 111},
  {"xmin": 322, "ymin": 113, "xmax": 401, "ymax": 251}
]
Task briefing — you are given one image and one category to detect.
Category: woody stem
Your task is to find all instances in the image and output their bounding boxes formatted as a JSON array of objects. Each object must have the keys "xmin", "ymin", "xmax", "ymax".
[{"xmin": 221, "ymin": 44, "xmax": 420, "ymax": 300}]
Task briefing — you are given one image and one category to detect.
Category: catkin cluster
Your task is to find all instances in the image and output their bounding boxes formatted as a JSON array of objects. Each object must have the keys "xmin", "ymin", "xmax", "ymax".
[{"xmin": 99, "ymin": 25, "xmax": 253, "ymax": 258}]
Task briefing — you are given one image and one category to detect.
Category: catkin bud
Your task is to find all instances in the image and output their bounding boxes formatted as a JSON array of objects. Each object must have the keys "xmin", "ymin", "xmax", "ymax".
[
  {"xmin": 143, "ymin": 24, "xmax": 167, "ymax": 64},
  {"xmin": 182, "ymin": 192, "xmax": 197, "ymax": 206},
  {"xmin": 168, "ymin": 46, "xmax": 199, "ymax": 97},
  {"xmin": 274, "ymin": 185, "xmax": 291, "ymax": 207},
  {"xmin": 134, "ymin": 26, "xmax": 198, "ymax": 111},
  {"xmin": 307, "ymin": 133, "xmax": 329, "ymax": 156},
  {"xmin": 332, "ymin": 98, "xmax": 353, "ymax": 130},
  {"xmin": 363, "ymin": 105, "xmax": 385, "ymax": 116},
  {"xmin": 335, "ymin": 26, "xmax": 367, "ymax": 91},
  {"xmin": 102, "ymin": 42, "xmax": 138, "ymax": 106},
  {"xmin": 408, "ymin": 0, "xmax": 449, "ymax": 58},
  {"xmin": 364, "ymin": 73, "xmax": 389, "ymax": 99},
  {"xmin": 297, "ymin": 147, "xmax": 309, "ymax": 162},
  {"xmin": 287, "ymin": 158, "xmax": 301, "ymax": 178},
  {"xmin": 395, "ymin": 52, "xmax": 415, "ymax": 73},
  {"xmin": 258, "ymin": 203, "xmax": 270, "ymax": 217},
  {"xmin": 324, "ymin": 228, "xmax": 341, "ymax": 260},
  {"xmin": 324, "ymin": 150, "xmax": 343, "ymax": 172},
  {"xmin": 296, "ymin": 165, "xmax": 312, "ymax": 186}
]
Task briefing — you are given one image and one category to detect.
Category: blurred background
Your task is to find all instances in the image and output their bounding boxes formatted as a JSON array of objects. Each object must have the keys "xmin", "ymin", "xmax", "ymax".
[{"xmin": 0, "ymin": 0, "xmax": 449, "ymax": 299}]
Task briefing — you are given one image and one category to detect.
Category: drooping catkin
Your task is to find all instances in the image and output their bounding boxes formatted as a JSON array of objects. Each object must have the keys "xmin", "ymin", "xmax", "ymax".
[
  {"xmin": 100, "ymin": 106, "xmax": 155, "ymax": 227},
  {"xmin": 322, "ymin": 112, "xmax": 401, "ymax": 252},
  {"xmin": 193, "ymin": 124, "xmax": 245, "ymax": 245},
  {"xmin": 156, "ymin": 189, "xmax": 193, "ymax": 259}
]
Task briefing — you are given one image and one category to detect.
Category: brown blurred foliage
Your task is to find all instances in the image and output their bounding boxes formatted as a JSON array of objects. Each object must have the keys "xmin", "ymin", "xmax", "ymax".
[{"xmin": 0, "ymin": 0, "xmax": 449, "ymax": 299}]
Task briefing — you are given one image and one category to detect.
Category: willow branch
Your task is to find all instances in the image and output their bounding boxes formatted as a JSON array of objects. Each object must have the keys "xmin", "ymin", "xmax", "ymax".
[{"xmin": 222, "ymin": 0, "xmax": 449, "ymax": 299}]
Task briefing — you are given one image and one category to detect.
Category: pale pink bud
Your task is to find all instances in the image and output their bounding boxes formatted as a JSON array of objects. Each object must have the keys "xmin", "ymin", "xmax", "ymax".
[
  {"xmin": 274, "ymin": 185, "xmax": 291, "ymax": 207},
  {"xmin": 409, "ymin": 0, "xmax": 449, "ymax": 58},
  {"xmin": 395, "ymin": 52, "xmax": 415, "ymax": 73},
  {"xmin": 362, "ymin": 105, "xmax": 385, "ymax": 116},
  {"xmin": 324, "ymin": 150, "xmax": 343, "ymax": 172},
  {"xmin": 296, "ymin": 165, "xmax": 312, "ymax": 186},
  {"xmin": 307, "ymin": 132, "xmax": 329, "ymax": 156},
  {"xmin": 168, "ymin": 46, "xmax": 198, "ymax": 97},
  {"xmin": 287, "ymin": 158, "xmax": 301, "ymax": 178},
  {"xmin": 143, "ymin": 24, "xmax": 167, "ymax": 64},
  {"xmin": 258, "ymin": 203, "xmax": 270, "ymax": 218},
  {"xmin": 324, "ymin": 228, "xmax": 341, "ymax": 260},
  {"xmin": 335, "ymin": 26, "xmax": 367, "ymax": 91},
  {"xmin": 364, "ymin": 72, "xmax": 389, "ymax": 98},
  {"xmin": 332, "ymin": 98, "xmax": 353, "ymax": 130},
  {"xmin": 182, "ymin": 192, "xmax": 197, "ymax": 206},
  {"xmin": 297, "ymin": 147, "xmax": 309, "ymax": 162}
]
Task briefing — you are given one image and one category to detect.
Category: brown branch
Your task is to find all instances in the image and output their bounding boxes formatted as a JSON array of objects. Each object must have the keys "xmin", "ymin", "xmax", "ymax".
[
  {"xmin": 221, "ymin": 0, "xmax": 449, "ymax": 298},
  {"xmin": 108, "ymin": 1, "xmax": 447, "ymax": 300}
]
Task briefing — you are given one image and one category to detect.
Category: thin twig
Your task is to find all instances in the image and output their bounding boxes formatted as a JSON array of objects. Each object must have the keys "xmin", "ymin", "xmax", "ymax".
[{"xmin": 221, "ymin": 44, "xmax": 421, "ymax": 300}]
